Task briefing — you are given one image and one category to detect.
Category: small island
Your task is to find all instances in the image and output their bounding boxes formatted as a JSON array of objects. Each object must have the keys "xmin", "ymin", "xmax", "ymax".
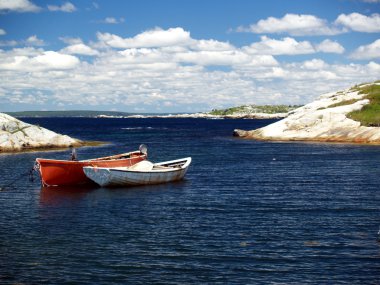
[{"xmin": 234, "ymin": 81, "xmax": 380, "ymax": 144}]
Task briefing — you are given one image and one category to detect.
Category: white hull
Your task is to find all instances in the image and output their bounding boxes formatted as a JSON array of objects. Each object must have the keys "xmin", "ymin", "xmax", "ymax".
[{"xmin": 83, "ymin": 157, "xmax": 191, "ymax": 187}]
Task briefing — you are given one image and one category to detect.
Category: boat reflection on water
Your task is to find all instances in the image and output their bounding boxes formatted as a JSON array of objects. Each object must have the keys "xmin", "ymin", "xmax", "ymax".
[
  {"xmin": 39, "ymin": 179, "xmax": 188, "ymax": 207},
  {"xmin": 39, "ymin": 185, "xmax": 97, "ymax": 207},
  {"xmin": 106, "ymin": 179, "xmax": 188, "ymax": 193}
]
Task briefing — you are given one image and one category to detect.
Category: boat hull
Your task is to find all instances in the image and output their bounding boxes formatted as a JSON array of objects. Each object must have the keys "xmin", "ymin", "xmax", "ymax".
[
  {"xmin": 83, "ymin": 157, "xmax": 191, "ymax": 187},
  {"xmin": 36, "ymin": 151, "xmax": 147, "ymax": 187}
]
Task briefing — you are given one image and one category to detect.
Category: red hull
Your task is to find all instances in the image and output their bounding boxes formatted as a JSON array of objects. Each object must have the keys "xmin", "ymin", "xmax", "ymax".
[{"xmin": 36, "ymin": 151, "xmax": 146, "ymax": 187}]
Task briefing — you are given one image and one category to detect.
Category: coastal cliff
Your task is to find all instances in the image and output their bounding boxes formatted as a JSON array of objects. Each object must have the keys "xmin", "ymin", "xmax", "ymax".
[
  {"xmin": 0, "ymin": 113, "xmax": 82, "ymax": 152},
  {"xmin": 234, "ymin": 82, "xmax": 380, "ymax": 144}
]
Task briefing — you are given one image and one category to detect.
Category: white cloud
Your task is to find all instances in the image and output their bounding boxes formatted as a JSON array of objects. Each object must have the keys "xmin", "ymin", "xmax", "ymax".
[
  {"xmin": 0, "ymin": 35, "xmax": 45, "ymax": 47},
  {"xmin": 191, "ymin": 39, "xmax": 234, "ymax": 51},
  {"xmin": 315, "ymin": 39, "xmax": 345, "ymax": 54},
  {"xmin": 61, "ymin": 43, "xmax": 99, "ymax": 56},
  {"xmin": 59, "ymin": 37, "xmax": 83, "ymax": 45},
  {"xmin": 0, "ymin": 29, "xmax": 5, "ymax": 36},
  {"xmin": 367, "ymin": 61, "xmax": 380, "ymax": 71},
  {"xmin": 175, "ymin": 50, "xmax": 251, "ymax": 66},
  {"xmin": 47, "ymin": 2, "xmax": 76, "ymax": 12},
  {"xmin": 0, "ymin": 50, "xmax": 79, "ymax": 71},
  {"xmin": 350, "ymin": 39, "xmax": 380, "ymax": 60},
  {"xmin": 241, "ymin": 55, "xmax": 279, "ymax": 67},
  {"xmin": 243, "ymin": 36, "xmax": 315, "ymax": 55},
  {"xmin": 104, "ymin": 17, "xmax": 117, "ymax": 24},
  {"xmin": 97, "ymin": 27, "xmax": 192, "ymax": 48},
  {"xmin": 0, "ymin": 27, "xmax": 378, "ymax": 112},
  {"xmin": 335, "ymin": 13, "xmax": 380, "ymax": 33},
  {"xmin": 102, "ymin": 17, "xmax": 125, "ymax": 24},
  {"xmin": 0, "ymin": 47, "xmax": 43, "ymax": 58},
  {"xmin": 237, "ymin": 14, "xmax": 343, "ymax": 36},
  {"xmin": 26, "ymin": 35, "xmax": 44, "ymax": 46},
  {"xmin": 301, "ymin": 59, "xmax": 327, "ymax": 70},
  {"xmin": 361, "ymin": 0, "xmax": 380, "ymax": 3},
  {"xmin": 117, "ymin": 48, "xmax": 171, "ymax": 64},
  {"xmin": 0, "ymin": 0, "xmax": 40, "ymax": 12}
]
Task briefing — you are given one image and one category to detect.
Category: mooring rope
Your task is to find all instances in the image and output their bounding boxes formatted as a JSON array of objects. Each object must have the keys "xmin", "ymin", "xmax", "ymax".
[{"xmin": 0, "ymin": 162, "xmax": 39, "ymax": 191}]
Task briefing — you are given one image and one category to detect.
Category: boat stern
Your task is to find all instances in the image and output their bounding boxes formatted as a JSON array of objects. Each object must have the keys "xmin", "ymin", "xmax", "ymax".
[{"xmin": 83, "ymin": 166, "xmax": 111, "ymax": 187}]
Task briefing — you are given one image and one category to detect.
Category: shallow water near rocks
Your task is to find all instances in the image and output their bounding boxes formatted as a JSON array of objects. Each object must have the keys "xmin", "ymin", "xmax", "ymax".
[{"xmin": 1, "ymin": 117, "xmax": 380, "ymax": 284}]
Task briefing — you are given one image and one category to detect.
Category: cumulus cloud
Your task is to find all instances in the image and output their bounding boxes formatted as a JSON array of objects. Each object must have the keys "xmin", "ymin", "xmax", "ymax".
[
  {"xmin": 47, "ymin": 2, "xmax": 76, "ymax": 12},
  {"xmin": 97, "ymin": 27, "xmax": 192, "ymax": 48},
  {"xmin": 367, "ymin": 61, "xmax": 380, "ymax": 72},
  {"xmin": 335, "ymin": 13, "xmax": 380, "ymax": 33},
  {"xmin": 175, "ymin": 50, "xmax": 251, "ymax": 66},
  {"xmin": 350, "ymin": 39, "xmax": 380, "ymax": 60},
  {"xmin": 315, "ymin": 39, "xmax": 345, "ymax": 54},
  {"xmin": 0, "ymin": 27, "xmax": 378, "ymax": 112},
  {"xmin": 0, "ymin": 0, "xmax": 40, "ymax": 12},
  {"xmin": 237, "ymin": 14, "xmax": 343, "ymax": 36},
  {"xmin": 301, "ymin": 59, "xmax": 327, "ymax": 70},
  {"xmin": 243, "ymin": 36, "xmax": 315, "ymax": 55},
  {"xmin": 0, "ymin": 35, "xmax": 45, "ymax": 47},
  {"xmin": 26, "ymin": 35, "xmax": 45, "ymax": 46},
  {"xmin": 239, "ymin": 36, "xmax": 344, "ymax": 56},
  {"xmin": 61, "ymin": 43, "xmax": 99, "ymax": 56},
  {"xmin": 0, "ymin": 29, "xmax": 5, "ymax": 35},
  {"xmin": 191, "ymin": 39, "xmax": 234, "ymax": 51},
  {"xmin": 0, "ymin": 50, "xmax": 79, "ymax": 71}
]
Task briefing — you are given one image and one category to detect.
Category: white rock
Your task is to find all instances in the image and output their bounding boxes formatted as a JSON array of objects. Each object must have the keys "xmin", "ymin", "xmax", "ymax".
[
  {"xmin": 234, "ymin": 83, "xmax": 380, "ymax": 143},
  {"xmin": 0, "ymin": 113, "xmax": 82, "ymax": 152}
]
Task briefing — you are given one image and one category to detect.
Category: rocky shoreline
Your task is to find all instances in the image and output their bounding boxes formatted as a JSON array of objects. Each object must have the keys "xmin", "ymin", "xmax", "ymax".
[
  {"xmin": 0, "ymin": 113, "xmax": 84, "ymax": 152},
  {"xmin": 0, "ymin": 110, "xmax": 285, "ymax": 153},
  {"xmin": 234, "ymin": 83, "xmax": 380, "ymax": 144}
]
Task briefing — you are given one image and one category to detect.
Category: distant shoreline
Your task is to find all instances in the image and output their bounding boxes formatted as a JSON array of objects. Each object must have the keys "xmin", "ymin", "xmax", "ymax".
[{"xmin": 5, "ymin": 111, "xmax": 287, "ymax": 120}]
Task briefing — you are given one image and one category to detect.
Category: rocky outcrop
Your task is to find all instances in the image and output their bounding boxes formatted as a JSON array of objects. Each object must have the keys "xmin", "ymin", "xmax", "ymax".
[
  {"xmin": 234, "ymin": 83, "xmax": 380, "ymax": 144},
  {"xmin": 0, "ymin": 113, "xmax": 83, "ymax": 152}
]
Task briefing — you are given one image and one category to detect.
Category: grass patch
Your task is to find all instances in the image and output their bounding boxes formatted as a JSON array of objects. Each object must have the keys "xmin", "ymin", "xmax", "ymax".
[
  {"xmin": 327, "ymin": 99, "xmax": 360, "ymax": 108},
  {"xmin": 347, "ymin": 83, "xmax": 380, "ymax": 126}
]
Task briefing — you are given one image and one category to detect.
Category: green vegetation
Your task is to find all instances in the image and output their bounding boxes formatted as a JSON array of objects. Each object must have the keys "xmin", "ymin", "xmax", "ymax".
[
  {"xmin": 327, "ymin": 99, "xmax": 360, "ymax": 109},
  {"xmin": 209, "ymin": 105, "xmax": 301, "ymax": 116},
  {"xmin": 348, "ymin": 83, "xmax": 380, "ymax": 127}
]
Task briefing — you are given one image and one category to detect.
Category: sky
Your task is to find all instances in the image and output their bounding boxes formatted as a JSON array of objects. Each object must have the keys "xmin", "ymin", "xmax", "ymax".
[{"xmin": 0, "ymin": 0, "xmax": 379, "ymax": 113}]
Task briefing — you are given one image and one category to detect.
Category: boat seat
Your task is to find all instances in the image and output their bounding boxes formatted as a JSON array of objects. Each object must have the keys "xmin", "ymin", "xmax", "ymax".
[{"xmin": 129, "ymin": 160, "xmax": 154, "ymax": 171}]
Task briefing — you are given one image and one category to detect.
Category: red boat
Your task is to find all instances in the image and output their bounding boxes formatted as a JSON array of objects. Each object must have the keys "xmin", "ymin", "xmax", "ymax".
[{"xmin": 36, "ymin": 148, "xmax": 147, "ymax": 187}]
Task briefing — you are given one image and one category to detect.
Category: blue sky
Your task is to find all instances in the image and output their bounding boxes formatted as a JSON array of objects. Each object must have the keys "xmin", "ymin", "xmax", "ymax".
[{"xmin": 0, "ymin": 0, "xmax": 379, "ymax": 113}]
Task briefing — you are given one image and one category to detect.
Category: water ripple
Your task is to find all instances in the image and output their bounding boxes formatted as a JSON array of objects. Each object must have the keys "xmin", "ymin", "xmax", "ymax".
[{"xmin": 0, "ymin": 118, "xmax": 380, "ymax": 284}]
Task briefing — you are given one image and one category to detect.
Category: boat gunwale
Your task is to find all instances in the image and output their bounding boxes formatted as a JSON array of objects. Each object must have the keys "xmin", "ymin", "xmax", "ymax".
[
  {"xmin": 83, "ymin": 157, "xmax": 191, "ymax": 174},
  {"xmin": 36, "ymin": 151, "xmax": 145, "ymax": 164}
]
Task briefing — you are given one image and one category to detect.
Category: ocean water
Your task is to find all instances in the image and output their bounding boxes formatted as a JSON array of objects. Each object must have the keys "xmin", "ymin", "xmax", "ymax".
[{"xmin": 0, "ymin": 117, "xmax": 380, "ymax": 284}]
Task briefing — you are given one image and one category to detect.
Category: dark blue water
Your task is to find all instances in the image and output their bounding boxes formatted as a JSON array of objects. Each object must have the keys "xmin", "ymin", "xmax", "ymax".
[{"xmin": 1, "ymin": 117, "xmax": 380, "ymax": 284}]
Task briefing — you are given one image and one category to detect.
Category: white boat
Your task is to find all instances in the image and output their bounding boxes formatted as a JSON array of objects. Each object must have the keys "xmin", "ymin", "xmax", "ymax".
[{"xmin": 83, "ymin": 157, "xmax": 191, "ymax": 187}]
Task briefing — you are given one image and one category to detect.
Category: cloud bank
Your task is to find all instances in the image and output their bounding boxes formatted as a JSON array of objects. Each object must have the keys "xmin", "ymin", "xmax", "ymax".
[
  {"xmin": 237, "ymin": 13, "xmax": 380, "ymax": 35},
  {"xmin": 0, "ymin": 26, "xmax": 378, "ymax": 112}
]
